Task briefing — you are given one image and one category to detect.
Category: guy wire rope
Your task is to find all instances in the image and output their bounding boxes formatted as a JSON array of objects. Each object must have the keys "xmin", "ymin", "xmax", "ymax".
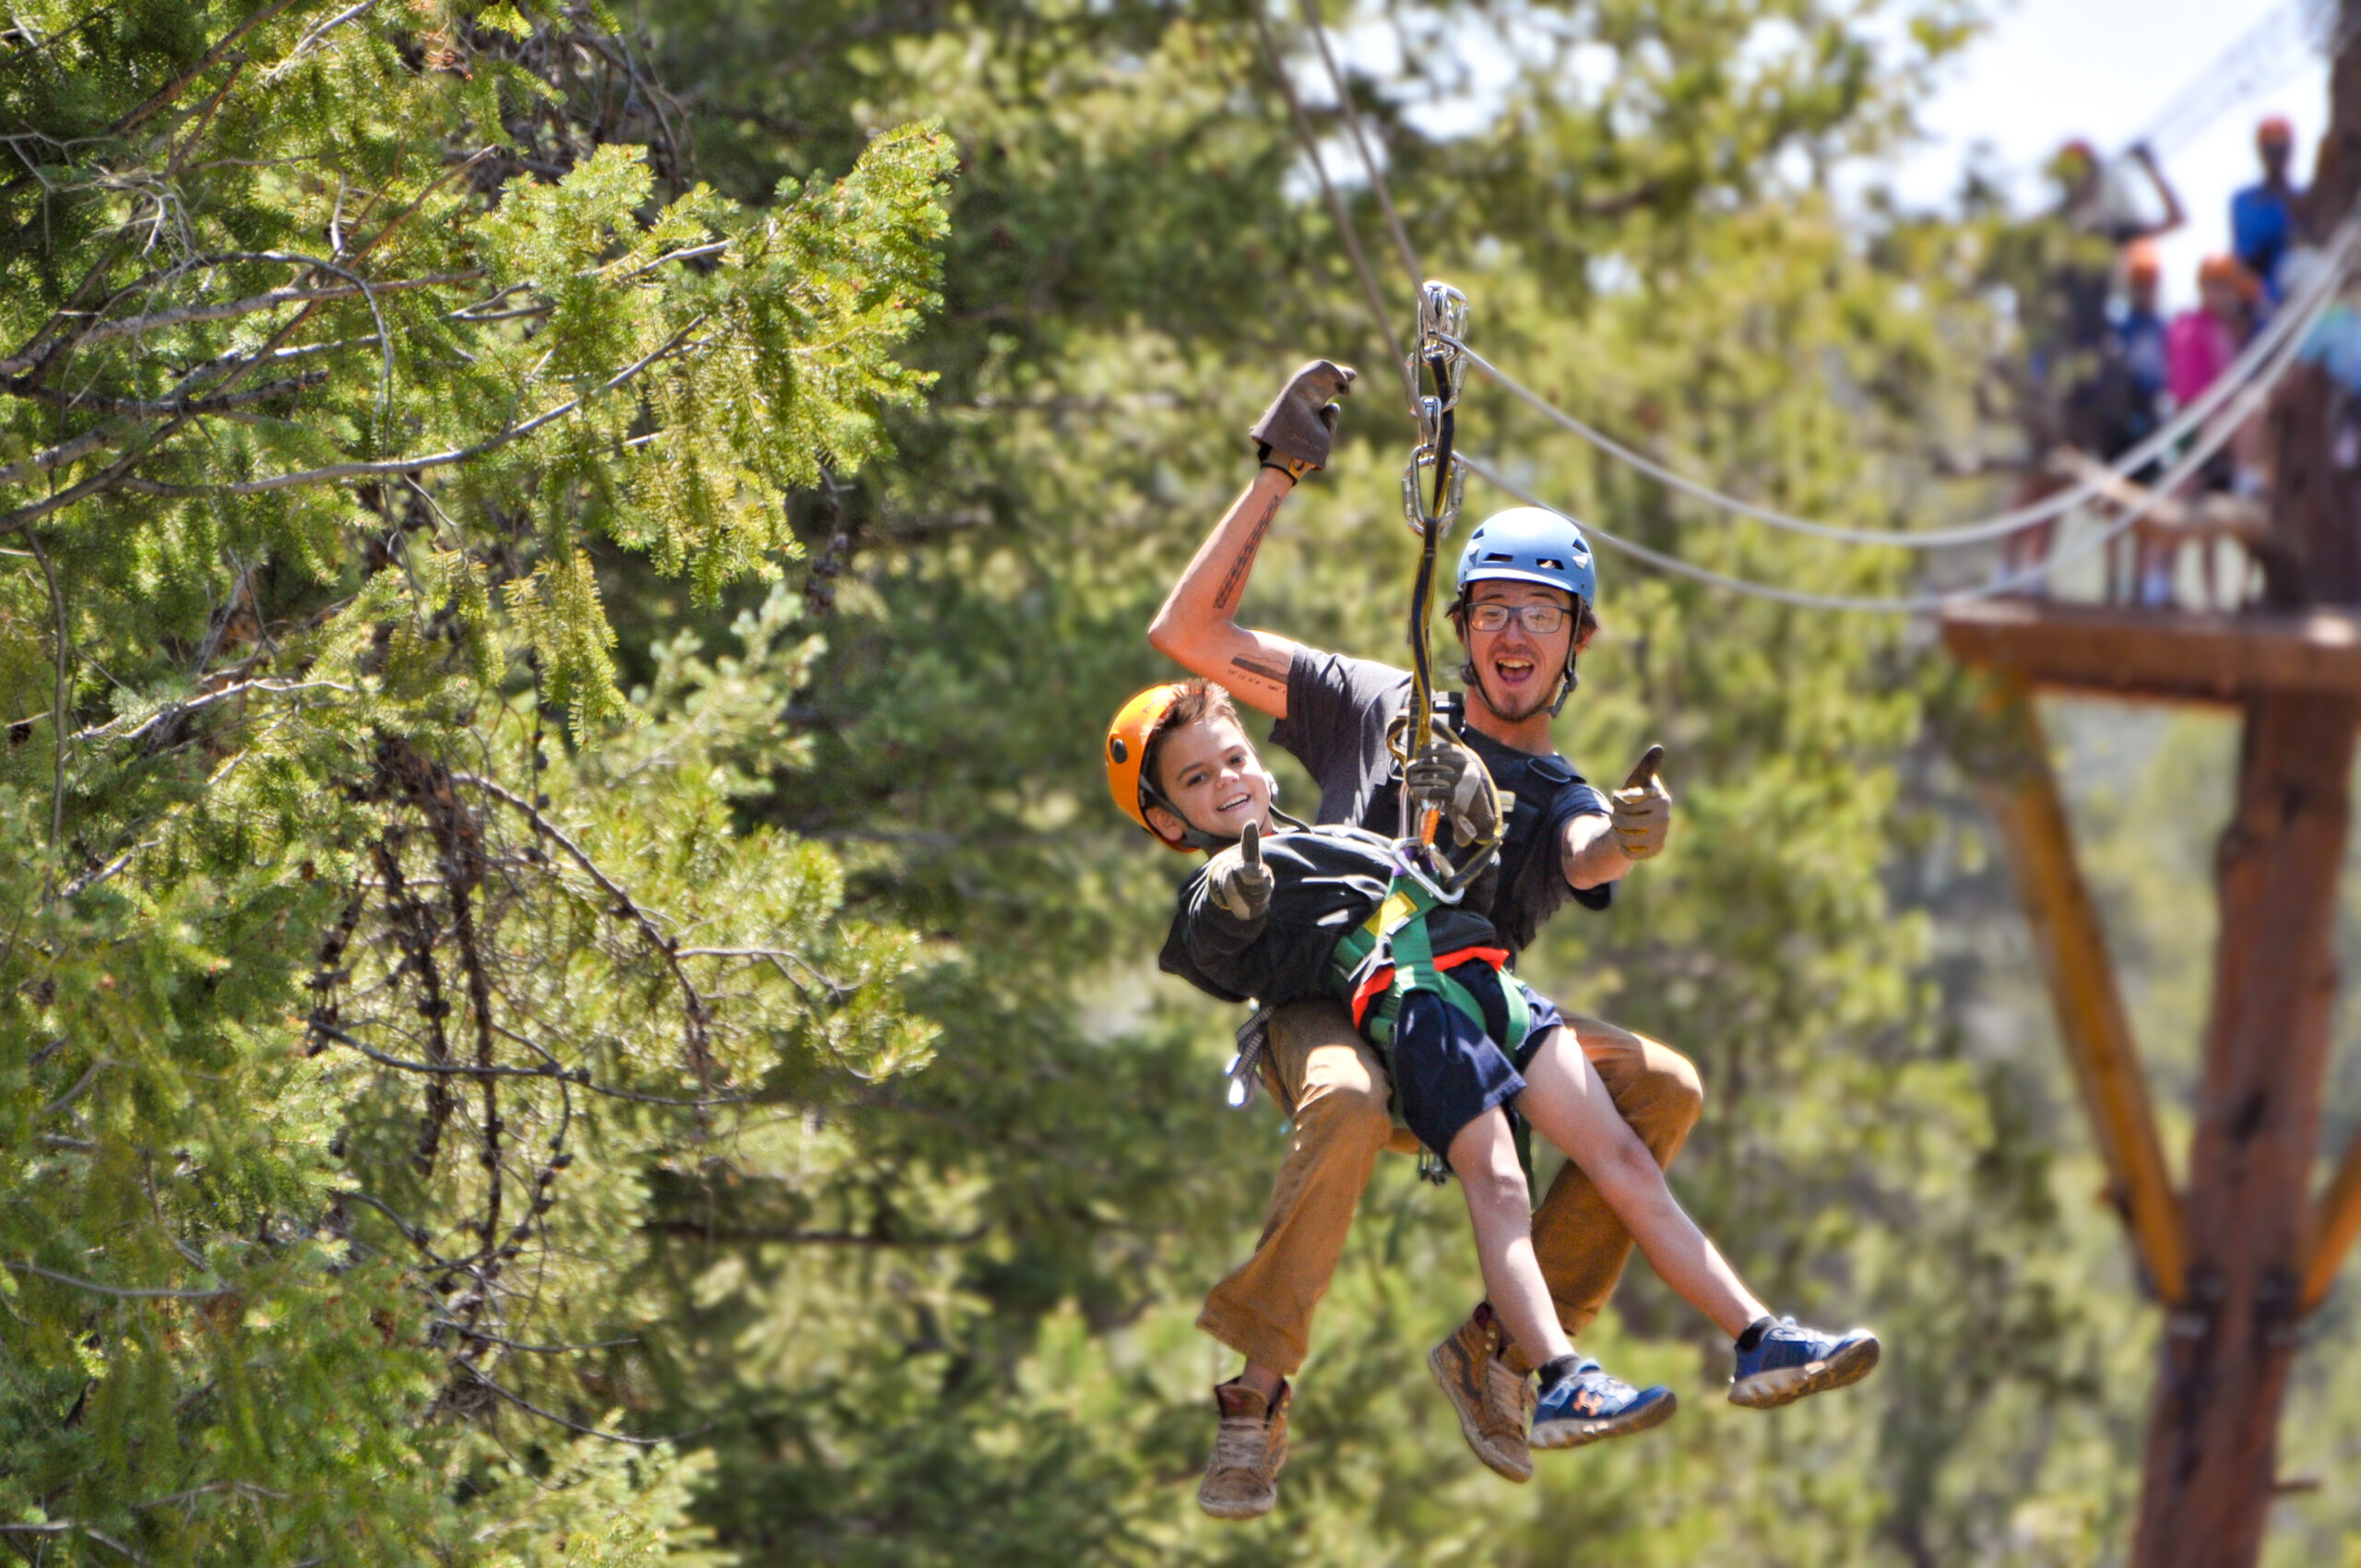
[
  {"xmin": 1295, "ymin": 0, "xmax": 1426, "ymax": 304},
  {"xmin": 1250, "ymin": 8, "xmax": 1415, "ymax": 406},
  {"xmin": 2134, "ymin": 0, "xmax": 2343, "ymax": 158}
]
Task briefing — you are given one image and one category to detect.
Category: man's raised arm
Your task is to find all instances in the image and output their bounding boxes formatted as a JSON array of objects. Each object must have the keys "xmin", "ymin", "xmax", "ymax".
[{"xmin": 1147, "ymin": 360, "xmax": 1355, "ymax": 720}]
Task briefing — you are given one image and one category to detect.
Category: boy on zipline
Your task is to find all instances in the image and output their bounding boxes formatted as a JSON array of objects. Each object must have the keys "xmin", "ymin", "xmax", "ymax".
[{"xmin": 1107, "ymin": 676, "xmax": 1880, "ymax": 1469}]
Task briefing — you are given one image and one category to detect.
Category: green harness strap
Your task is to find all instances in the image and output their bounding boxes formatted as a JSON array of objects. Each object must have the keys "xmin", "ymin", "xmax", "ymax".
[
  {"xmin": 1331, "ymin": 871, "xmax": 1536, "ymax": 1186},
  {"xmin": 1332, "ymin": 878, "xmax": 1530, "ymax": 1058}
]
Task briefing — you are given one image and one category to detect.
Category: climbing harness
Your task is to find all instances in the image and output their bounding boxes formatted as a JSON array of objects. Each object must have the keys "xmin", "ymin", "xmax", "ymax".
[
  {"xmin": 1331, "ymin": 845, "xmax": 1523, "ymax": 1056},
  {"xmin": 1327, "ymin": 835, "xmax": 1532, "ymax": 1184}
]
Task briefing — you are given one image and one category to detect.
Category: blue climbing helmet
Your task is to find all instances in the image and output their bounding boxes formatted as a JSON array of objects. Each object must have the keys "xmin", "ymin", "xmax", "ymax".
[
  {"xmin": 1454, "ymin": 506, "xmax": 1597, "ymax": 607},
  {"xmin": 1453, "ymin": 507, "xmax": 1597, "ymax": 716}
]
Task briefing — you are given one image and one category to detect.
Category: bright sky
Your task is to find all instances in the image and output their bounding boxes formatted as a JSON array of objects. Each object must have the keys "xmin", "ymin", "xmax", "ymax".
[{"xmin": 1887, "ymin": 0, "xmax": 2329, "ymax": 312}]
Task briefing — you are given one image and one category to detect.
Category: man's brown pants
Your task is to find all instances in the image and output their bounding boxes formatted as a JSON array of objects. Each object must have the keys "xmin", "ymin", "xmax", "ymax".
[{"xmin": 1195, "ymin": 997, "xmax": 1704, "ymax": 1376}]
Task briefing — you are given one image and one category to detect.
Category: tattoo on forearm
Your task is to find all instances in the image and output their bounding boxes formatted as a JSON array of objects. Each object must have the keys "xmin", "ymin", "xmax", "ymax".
[
  {"xmin": 1210, "ymin": 495, "xmax": 1279, "ymax": 613},
  {"xmin": 1230, "ymin": 654, "xmax": 1289, "ymax": 686}
]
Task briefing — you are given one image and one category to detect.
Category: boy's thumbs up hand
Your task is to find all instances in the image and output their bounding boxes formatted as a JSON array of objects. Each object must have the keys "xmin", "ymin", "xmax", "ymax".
[
  {"xmin": 1208, "ymin": 820, "xmax": 1275, "ymax": 921},
  {"xmin": 1609, "ymin": 743, "xmax": 1673, "ymax": 861}
]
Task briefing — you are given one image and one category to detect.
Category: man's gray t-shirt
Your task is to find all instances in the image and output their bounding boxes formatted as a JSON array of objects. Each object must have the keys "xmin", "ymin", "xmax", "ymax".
[{"xmin": 1267, "ymin": 649, "xmax": 1613, "ymax": 959}]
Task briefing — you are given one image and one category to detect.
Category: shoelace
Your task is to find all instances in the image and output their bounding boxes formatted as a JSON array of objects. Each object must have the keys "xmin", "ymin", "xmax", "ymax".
[
  {"xmin": 1211, "ymin": 1413, "xmax": 1275, "ymax": 1471},
  {"xmin": 1483, "ymin": 1356, "xmax": 1534, "ymax": 1430}
]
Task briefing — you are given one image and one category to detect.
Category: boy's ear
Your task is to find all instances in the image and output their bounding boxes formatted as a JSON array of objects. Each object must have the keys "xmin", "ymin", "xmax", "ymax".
[
  {"xmin": 1262, "ymin": 768, "xmax": 1280, "ymax": 802},
  {"xmin": 1144, "ymin": 801, "xmax": 1189, "ymax": 844}
]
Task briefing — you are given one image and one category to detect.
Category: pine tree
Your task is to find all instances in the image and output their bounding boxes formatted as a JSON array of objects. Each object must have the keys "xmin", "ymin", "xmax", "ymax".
[{"xmin": 0, "ymin": 4, "xmax": 947, "ymax": 1560}]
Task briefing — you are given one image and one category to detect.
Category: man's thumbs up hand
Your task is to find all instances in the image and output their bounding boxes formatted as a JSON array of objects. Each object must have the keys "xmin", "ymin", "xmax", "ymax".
[{"xmin": 1609, "ymin": 744, "xmax": 1673, "ymax": 861}]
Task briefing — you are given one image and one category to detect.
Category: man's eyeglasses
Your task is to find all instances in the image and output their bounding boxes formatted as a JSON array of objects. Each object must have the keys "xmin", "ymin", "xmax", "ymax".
[{"xmin": 1465, "ymin": 603, "xmax": 1570, "ymax": 635}]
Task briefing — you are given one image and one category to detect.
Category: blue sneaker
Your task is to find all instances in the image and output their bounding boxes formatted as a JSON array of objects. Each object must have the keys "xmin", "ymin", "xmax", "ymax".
[
  {"xmin": 1529, "ymin": 1359, "xmax": 1678, "ymax": 1451},
  {"xmin": 1727, "ymin": 1317, "xmax": 1880, "ymax": 1409}
]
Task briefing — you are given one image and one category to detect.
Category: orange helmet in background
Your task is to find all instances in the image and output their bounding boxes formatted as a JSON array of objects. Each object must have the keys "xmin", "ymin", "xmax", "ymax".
[
  {"xmin": 2258, "ymin": 114, "xmax": 2295, "ymax": 148},
  {"xmin": 2198, "ymin": 254, "xmax": 2261, "ymax": 302},
  {"xmin": 2125, "ymin": 239, "xmax": 2162, "ymax": 282},
  {"xmin": 1107, "ymin": 683, "xmax": 1193, "ymax": 850}
]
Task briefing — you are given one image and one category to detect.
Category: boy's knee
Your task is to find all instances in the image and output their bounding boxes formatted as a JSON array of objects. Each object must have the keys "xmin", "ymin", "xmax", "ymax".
[{"xmin": 1470, "ymin": 1159, "xmax": 1532, "ymax": 1217}]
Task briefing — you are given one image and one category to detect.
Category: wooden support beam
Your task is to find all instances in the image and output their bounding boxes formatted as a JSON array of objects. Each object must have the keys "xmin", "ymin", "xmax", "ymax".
[
  {"xmin": 1960, "ymin": 674, "xmax": 2186, "ymax": 1301},
  {"xmin": 2303, "ymin": 1127, "xmax": 2361, "ymax": 1313},
  {"xmin": 2132, "ymin": 693, "xmax": 2358, "ymax": 1568},
  {"xmin": 1942, "ymin": 600, "xmax": 2361, "ymax": 708}
]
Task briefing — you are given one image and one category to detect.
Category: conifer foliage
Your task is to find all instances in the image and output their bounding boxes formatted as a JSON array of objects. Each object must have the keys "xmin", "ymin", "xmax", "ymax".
[{"xmin": 0, "ymin": 3, "xmax": 947, "ymax": 1560}]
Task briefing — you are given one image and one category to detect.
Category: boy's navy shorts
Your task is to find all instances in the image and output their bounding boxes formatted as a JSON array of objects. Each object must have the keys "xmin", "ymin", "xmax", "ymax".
[{"xmin": 1389, "ymin": 960, "xmax": 1564, "ymax": 1165}]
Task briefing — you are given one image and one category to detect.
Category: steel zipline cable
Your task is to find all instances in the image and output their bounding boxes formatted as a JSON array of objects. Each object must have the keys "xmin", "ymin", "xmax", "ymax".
[
  {"xmin": 1450, "ymin": 222, "xmax": 2355, "ymax": 552},
  {"xmin": 1459, "ymin": 282, "xmax": 2312, "ymax": 613},
  {"xmin": 1269, "ymin": 2, "xmax": 2356, "ymax": 610}
]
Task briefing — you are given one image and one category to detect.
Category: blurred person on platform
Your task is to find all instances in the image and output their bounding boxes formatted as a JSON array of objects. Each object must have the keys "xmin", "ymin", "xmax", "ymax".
[
  {"xmin": 2110, "ymin": 242, "xmax": 2174, "ymax": 601},
  {"xmin": 2144, "ymin": 255, "xmax": 2266, "ymax": 605},
  {"xmin": 2232, "ymin": 114, "xmax": 2304, "ymax": 304},
  {"xmin": 1998, "ymin": 139, "xmax": 2185, "ymax": 591}
]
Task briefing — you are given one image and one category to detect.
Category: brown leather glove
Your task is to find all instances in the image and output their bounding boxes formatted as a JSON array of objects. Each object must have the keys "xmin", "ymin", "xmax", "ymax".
[
  {"xmin": 1251, "ymin": 360, "xmax": 1355, "ymax": 479},
  {"xmin": 1609, "ymin": 744, "xmax": 1672, "ymax": 861},
  {"xmin": 1403, "ymin": 720, "xmax": 1499, "ymax": 844}
]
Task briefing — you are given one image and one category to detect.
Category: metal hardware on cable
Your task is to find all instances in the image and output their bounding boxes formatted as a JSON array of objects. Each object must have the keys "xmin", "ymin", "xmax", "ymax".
[
  {"xmin": 1395, "ymin": 282, "xmax": 1470, "ymax": 854},
  {"xmin": 1384, "ymin": 282, "xmax": 1508, "ymax": 896}
]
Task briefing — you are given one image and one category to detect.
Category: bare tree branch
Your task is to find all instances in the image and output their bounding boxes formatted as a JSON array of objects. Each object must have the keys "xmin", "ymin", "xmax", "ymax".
[{"xmin": 5, "ymin": 1260, "xmax": 232, "ymax": 1300}]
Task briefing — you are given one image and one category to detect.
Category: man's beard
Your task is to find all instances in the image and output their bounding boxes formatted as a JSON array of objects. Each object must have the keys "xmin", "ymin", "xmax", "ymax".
[{"xmin": 1465, "ymin": 661, "xmax": 1559, "ymax": 723}]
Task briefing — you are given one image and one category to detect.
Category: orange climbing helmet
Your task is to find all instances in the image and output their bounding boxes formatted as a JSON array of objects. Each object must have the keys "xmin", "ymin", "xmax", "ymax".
[
  {"xmin": 2199, "ymin": 254, "xmax": 2260, "ymax": 301},
  {"xmin": 2258, "ymin": 113, "xmax": 2295, "ymax": 148},
  {"xmin": 2125, "ymin": 238, "xmax": 2162, "ymax": 282},
  {"xmin": 1107, "ymin": 683, "xmax": 1195, "ymax": 851}
]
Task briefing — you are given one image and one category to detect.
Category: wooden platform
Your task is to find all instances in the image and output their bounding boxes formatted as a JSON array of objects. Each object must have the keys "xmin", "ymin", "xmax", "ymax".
[{"xmin": 1941, "ymin": 600, "xmax": 2361, "ymax": 706}]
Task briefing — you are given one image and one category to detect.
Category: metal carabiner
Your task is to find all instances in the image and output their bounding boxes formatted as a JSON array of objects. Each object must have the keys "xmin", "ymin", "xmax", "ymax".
[
  {"xmin": 1416, "ymin": 394, "xmax": 1445, "ymax": 452},
  {"xmin": 1413, "ymin": 281, "xmax": 1471, "ymax": 408},
  {"xmin": 1417, "ymin": 281, "xmax": 1470, "ymax": 356},
  {"xmin": 1399, "ymin": 444, "xmax": 1466, "ymax": 538}
]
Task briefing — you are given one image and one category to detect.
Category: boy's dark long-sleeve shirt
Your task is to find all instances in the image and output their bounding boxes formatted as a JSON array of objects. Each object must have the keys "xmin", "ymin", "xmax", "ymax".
[{"xmin": 1157, "ymin": 826, "xmax": 1498, "ymax": 1006}]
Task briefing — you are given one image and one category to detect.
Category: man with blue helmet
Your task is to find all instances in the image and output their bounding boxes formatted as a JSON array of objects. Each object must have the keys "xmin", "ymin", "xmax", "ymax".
[{"xmin": 1147, "ymin": 361, "xmax": 1716, "ymax": 1515}]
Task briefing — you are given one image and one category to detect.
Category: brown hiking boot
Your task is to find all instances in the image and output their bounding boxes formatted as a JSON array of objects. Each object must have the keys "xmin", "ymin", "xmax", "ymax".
[
  {"xmin": 1198, "ymin": 1377, "xmax": 1290, "ymax": 1521},
  {"xmin": 1428, "ymin": 1302, "xmax": 1535, "ymax": 1483}
]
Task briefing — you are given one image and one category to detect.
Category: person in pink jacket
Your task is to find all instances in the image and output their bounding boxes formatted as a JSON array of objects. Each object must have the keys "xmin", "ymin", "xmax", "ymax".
[
  {"xmin": 2142, "ymin": 257, "xmax": 2264, "ymax": 604},
  {"xmin": 2167, "ymin": 255, "xmax": 2255, "ymax": 408}
]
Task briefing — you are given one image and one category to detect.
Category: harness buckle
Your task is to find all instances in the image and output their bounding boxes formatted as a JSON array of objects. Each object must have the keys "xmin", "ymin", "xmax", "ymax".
[{"xmin": 1390, "ymin": 837, "xmax": 1462, "ymax": 906}]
